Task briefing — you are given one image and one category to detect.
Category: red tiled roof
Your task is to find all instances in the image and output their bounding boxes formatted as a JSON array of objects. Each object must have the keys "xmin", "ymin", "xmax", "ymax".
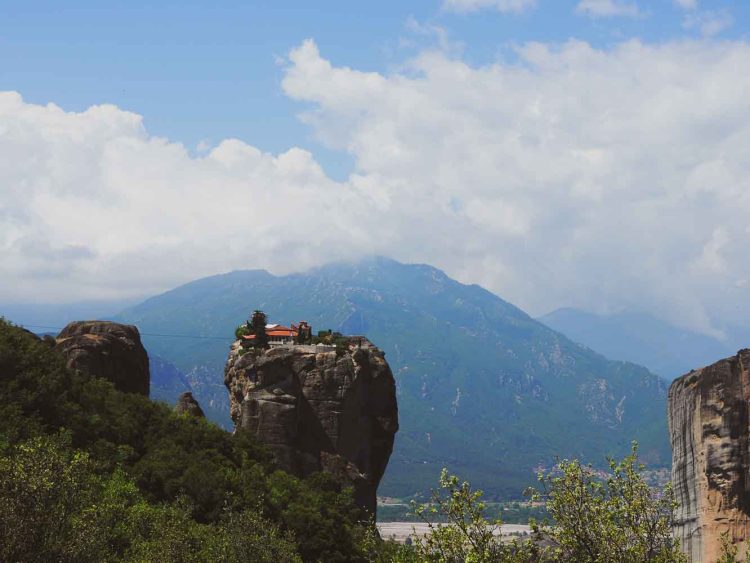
[
  {"xmin": 268, "ymin": 329, "xmax": 297, "ymax": 337},
  {"xmin": 242, "ymin": 328, "xmax": 298, "ymax": 340}
]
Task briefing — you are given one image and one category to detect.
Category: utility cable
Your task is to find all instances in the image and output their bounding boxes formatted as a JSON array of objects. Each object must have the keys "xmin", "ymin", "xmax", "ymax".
[{"xmin": 16, "ymin": 323, "xmax": 235, "ymax": 341}]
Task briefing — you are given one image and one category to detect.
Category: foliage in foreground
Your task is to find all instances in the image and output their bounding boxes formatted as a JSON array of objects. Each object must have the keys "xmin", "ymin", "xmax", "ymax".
[
  {"xmin": 0, "ymin": 433, "xmax": 300, "ymax": 562},
  {"xmin": 717, "ymin": 531, "xmax": 750, "ymax": 563},
  {"xmin": 531, "ymin": 443, "xmax": 685, "ymax": 562},
  {"xmin": 0, "ymin": 318, "xmax": 385, "ymax": 562},
  {"xmin": 0, "ymin": 318, "xmax": 704, "ymax": 562},
  {"xmin": 408, "ymin": 469, "xmax": 538, "ymax": 562},
  {"xmin": 404, "ymin": 444, "xmax": 686, "ymax": 563}
]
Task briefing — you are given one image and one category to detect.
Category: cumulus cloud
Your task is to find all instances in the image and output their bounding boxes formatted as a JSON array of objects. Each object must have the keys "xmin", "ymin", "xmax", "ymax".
[
  {"xmin": 3, "ymin": 36, "xmax": 750, "ymax": 337},
  {"xmin": 0, "ymin": 92, "xmax": 379, "ymax": 302},
  {"xmin": 282, "ymin": 38, "xmax": 750, "ymax": 335},
  {"xmin": 442, "ymin": 0, "xmax": 536, "ymax": 14},
  {"xmin": 576, "ymin": 0, "xmax": 641, "ymax": 18}
]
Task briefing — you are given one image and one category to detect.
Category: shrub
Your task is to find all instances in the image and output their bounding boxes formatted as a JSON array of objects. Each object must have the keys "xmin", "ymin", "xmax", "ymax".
[
  {"xmin": 528, "ymin": 443, "xmax": 685, "ymax": 562},
  {"xmin": 0, "ymin": 319, "xmax": 373, "ymax": 561},
  {"xmin": 409, "ymin": 444, "xmax": 686, "ymax": 562}
]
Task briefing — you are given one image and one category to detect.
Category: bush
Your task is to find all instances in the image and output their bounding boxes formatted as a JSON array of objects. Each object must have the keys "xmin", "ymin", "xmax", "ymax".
[
  {"xmin": 409, "ymin": 469, "xmax": 537, "ymax": 562},
  {"xmin": 0, "ymin": 433, "xmax": 106, "ymax": 562},
  {"xmin": 529, "ymin": 443, "xmax": 685, "ymax": 562},
  {"xmin": 409, "ymin": 444, "xmax": 686, "ymax": 562},
  {"xmin": 0, "ymin": 319, "xmax": 374, "ymax": 561},
  {"xmin": 0, "ymin": 433, "xmax": 302, "ymax": 562},
  {"xmin": 235, "ymin": 324, "xmax": 251, "ymax": 339}
]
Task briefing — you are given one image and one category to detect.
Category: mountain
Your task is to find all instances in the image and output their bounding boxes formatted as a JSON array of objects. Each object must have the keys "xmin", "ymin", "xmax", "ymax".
[
  {"xmin": 538, "ymin": 308, "xmax": 731, "ymax": 380},
  {"xmin": 116, "ymin": 257, "xmax": 670, "ymax": 499}
]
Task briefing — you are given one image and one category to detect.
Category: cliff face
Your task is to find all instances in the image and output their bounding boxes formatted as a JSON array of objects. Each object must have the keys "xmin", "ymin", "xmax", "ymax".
[
  {"xmin": 56, "ymin": 321, "xmax": 150, "ymax": 396},
  {"xmin": 669, "ymin": 349, "xmax": 750, "ymax": 562},
  {"xmin": 224, "ymin": 343, "xmax": 398, "ymax": 515}
]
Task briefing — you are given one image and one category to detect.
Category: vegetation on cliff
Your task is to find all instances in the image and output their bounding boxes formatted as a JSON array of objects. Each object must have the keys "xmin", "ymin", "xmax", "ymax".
[{"xmin": 0, "ymin": 318, "xmax": 386, "ymax": 562}]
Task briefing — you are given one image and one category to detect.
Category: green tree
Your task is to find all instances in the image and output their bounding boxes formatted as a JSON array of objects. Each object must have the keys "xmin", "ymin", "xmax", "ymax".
[
  {"xmin": 409, "ymin": 445, "xmax": 686, "ymax": 563},
  {"xmin": 529, "ymin": 442, "xmax": 686, "ymax": 563},
  {"xmin": 410, "ymin": 469, "xmax": 538, "ymax": 562},
  {"xmin": 249, "ymin": 309, "xmax": 269, "ymax": 349},
  {"xmin": 235, "ymin": 323, "xmax": 251, "ymax": 339},
  {"xmin": 0, "ymin": 433, "xmax": 138, "ymax": 562},
  {"xmin": 0, "ymin": 319, "xmax": 375, "ymax": 561},
  {"xmin": 0, "ymin": 433, "xmax": 305, "ymax": 562},
  {"xmin": 716, "ymin": 531, "xmax": 750, "ymax": 563}
]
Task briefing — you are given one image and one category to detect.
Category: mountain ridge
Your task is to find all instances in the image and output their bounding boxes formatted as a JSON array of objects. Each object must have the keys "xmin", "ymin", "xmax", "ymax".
[
  {"xmin": 539, "ymin": 307, "xmax": 732, "ymax": 380},
  {"xmin": 116, "ymin": 257, "xmax": 671, "ymax": 498}
]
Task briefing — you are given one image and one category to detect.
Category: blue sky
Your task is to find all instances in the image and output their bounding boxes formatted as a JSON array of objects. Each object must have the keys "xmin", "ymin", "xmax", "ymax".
[
  {"xmin": 2, "ymin": 0, "xmax": 750, "ymax": 336},
  {"xmin": 3, "ymin": 0, "xmax": 746, "ymax": 178}
]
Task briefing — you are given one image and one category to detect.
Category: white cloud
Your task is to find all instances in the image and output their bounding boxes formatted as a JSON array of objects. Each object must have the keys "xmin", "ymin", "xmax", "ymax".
[
  {"xmin": 683, "ymin": 9, "xmax": 733, "ymax": 37},
  {"xmin": 0, "ymin": 91, "xmax": 379, "ymax": 302},
  {"xmin": 3, "ymin": 37, "xmax": 750, "ymax": 337},
  {"xmin": 691, "ymin": 227, "xmax": 729, "ymax": 275},
  {"xmin": 576, "ymin": 0, "xmax": 640, "ymax": 18},
  {"xmin": 674, "ymin": 0, "xmax": 697, "ymax": 10},
  {"xmin": 282, "ymin": 38, "xmax": 750, "ymax": 334},
  {"xmin": 404, "ymin": 17, "xmax": 462, "ymax": 55},
  {"xmin": 442, "ymin": 0, "xmax": 536, "ymax": 14}
]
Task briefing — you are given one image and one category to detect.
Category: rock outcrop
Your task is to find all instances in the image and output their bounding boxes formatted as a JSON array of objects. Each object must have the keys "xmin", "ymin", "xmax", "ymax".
[
  {"xmin": 175, "ymin": 391, "xmax": 205, "ymax": 418},
  {"xmin": 669, "ymin": 349, "xmax": 750, "ymax": 562},
  {"xmin": 56, "ymin": 321, "xmax": 150, "ymax": 396},
  {"xmin": 224, "ymin": 342, "xmax": 398, "ymax": 515}
]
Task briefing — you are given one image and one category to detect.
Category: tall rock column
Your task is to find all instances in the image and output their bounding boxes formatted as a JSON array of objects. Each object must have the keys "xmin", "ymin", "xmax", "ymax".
[
  {"xmin": 56, "ymin": 321, "xmax": 150, "ymax": 396},
  {"xmin": 669, "ymin": 349, "xmax": 750, "ymax": 562},
  {"xmin": 224, "ymin": 342, "xmax": 398, "ymax": 516}
]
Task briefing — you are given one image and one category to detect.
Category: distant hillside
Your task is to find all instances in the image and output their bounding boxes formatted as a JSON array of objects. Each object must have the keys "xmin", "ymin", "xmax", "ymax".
[
  {"xmin": 539, "ymin": 308, "xmax": 731, "ymax": 380},
  {"xmin": 116, "ymin": 257, "xmax": 670, "ymax": 499},
  {"xmin": 149, "ymin": 354, "xmax": 192, "ymax": 404}
]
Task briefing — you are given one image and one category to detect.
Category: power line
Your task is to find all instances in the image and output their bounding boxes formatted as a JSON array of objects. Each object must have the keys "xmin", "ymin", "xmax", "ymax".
[{"xmin": 18, "ymin": 324, "xmax": 234, "ymax": 341}]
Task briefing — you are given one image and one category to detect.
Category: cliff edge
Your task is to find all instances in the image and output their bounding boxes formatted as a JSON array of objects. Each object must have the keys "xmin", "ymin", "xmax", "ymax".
[
  {"xmin": 669, "ymin": 349, "xmax": 750, "ymax": 562},
  {"xmin": 224, "ymin": 342, "xmax": 399, "ymax": 515}
]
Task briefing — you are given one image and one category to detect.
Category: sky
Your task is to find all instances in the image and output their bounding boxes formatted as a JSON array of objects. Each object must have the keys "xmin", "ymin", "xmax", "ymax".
[{"xmin": 1, "ymin": 0, "xmax": 749, "ymax": 338}]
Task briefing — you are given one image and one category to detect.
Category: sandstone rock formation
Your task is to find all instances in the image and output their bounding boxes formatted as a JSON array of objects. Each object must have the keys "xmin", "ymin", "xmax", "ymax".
[
  {"xmin": 175, "ymin": 391, "xmax": 205, "ymax": 418},
  {"xmin": 669, "ymin": 349, "xmax": 750, "ymax": 562},
  {"xmin": 56, "ymin": 321, "xmax": 150, "ymax": 396},
  {"xmin": 224, "ymin": 342, "xmax": 398, "ymax": 515}
]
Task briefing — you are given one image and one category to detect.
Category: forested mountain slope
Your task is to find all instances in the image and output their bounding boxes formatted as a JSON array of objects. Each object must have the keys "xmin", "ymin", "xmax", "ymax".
[{"xmin": 117, "ymin": 257, "xmax": 670, "ymax": 498}]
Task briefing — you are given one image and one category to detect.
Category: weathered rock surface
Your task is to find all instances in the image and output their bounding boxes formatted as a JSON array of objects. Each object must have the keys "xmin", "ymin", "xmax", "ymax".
[
  {"xmin": 669, "ymin": 349, "xmax": 750, "ymax": 562},
  {"xmin": 175, "ymin": 391, "xmax": 205, "ymax": 418},
  {"xmin": 224, "ymin": 342, "xmax": 398, "ymax": 515},
  {"xmin": 56, "ymin": 321, "xmax": 150, "ymax": 396}
]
